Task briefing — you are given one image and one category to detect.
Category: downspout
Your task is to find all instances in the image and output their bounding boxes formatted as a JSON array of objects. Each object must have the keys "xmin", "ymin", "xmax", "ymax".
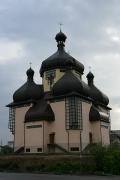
[
  {"xmin": 24, "ymin": 122, "xmax": 25, "ymax": 153},
  {"xmin": 67, "ymin": 131, "xmax": 69, "ymax": 152},
  {"xmin": 80, "ymin": 130, "xmax": 82, "ymax": 156},
  {"xmin": 43, "ymin": 121, "xmax": 44, "ymax": 153},
  {"xmin": 100, "ymin": 121, "xmax": 102, "ymax": 145}
]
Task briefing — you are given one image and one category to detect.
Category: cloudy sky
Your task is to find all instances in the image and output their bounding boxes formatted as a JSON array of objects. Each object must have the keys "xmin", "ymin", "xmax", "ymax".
[{"xmin": 0, "ymin": 0, "xmax": 120, "ymax": 144}]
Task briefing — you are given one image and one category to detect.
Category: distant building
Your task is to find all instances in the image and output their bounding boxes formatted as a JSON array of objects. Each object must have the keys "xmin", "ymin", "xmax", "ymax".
[
  {"xmin": 8, "ymin": 141, "xmax": 14, "ymax": 148},
  {"xmin": 7, "ymin": 30, "xmax": 111, "ymax": 154},
  {"xmin": 110, "ymin": 130, "xmax": 120, "ymax": 144}
]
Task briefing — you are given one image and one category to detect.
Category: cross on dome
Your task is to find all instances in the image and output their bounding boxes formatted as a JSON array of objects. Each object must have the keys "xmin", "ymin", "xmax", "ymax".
[
  {"xmin": 29, "ymin": 62, "xmax": 32, "ymax": 68},
  {"xmin": 59, "ymin": 23, "xmax": 63, "ymax": 31}
]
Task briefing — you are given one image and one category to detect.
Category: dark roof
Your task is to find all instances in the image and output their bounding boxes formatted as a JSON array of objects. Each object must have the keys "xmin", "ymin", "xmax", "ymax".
[
  {"xmin": 45, "ymin": 91, "xmax": 92, "ymax": 103},
  {"xmin": 86, "ymin": 71, "xmax": 94, "ymax": 79},
  {"xmin": 13, "ymin": 68, "xmax": 43, "ymax": 103},
  {"xmin": 52, "ymin": 70, "xmax": 109, "ymax": 106},
  {"xmin": 55, "ymin": 30, "xmax": 67, "ymax": 43},
  {"xmin": 40, "ymin": 31, "xmax": 84, "ymax": 76},
  {"xmin": 89, "ymin": 105, "xmax": 109, "ymax": 122},
  {"xmin": 25, "ymin": 98, "xmax": 55, "ymax": 122},
  {"xmin": 52, "ymin": 71, "xmax": 90, "ymax": 97},
  {"xmin": 89, "ymin": 85, "xmax": 109, "ymax": 106},
  {"xmin": 6, "ymin": 99, "xmax": 35, "ymax": 107},
  {"xmin": 86, "ymin": 71, "xmax": 109, "ymax": 106}
]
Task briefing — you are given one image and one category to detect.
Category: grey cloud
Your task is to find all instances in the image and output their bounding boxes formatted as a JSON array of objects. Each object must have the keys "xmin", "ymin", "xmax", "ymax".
[{"xmin": 0, "ymin": 0, "xmax": 120, "ymax": 143}]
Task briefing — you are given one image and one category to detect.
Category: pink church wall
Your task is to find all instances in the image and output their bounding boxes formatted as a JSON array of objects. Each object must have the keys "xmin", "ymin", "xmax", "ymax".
[{"xmin": 14, "ymin": 105, "xmax": 30, "ymax": 151}]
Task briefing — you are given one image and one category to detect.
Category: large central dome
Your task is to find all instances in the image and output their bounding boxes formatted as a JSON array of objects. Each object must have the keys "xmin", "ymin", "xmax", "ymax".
[{"xmin": 40, "ymin": 30, "xmax": 84, "ymax": 76}]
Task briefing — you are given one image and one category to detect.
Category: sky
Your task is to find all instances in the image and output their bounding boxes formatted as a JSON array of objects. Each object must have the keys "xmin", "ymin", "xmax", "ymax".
[{"xmin": 0, "ymin": 0, "xmax": 120, "ymax": 144}]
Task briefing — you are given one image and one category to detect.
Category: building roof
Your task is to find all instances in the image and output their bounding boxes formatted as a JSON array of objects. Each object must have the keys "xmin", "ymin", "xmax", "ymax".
[
  {"xmin": 25, "ymin": 97, "xmax": 55, "ymax": 122},
  {"xmin": 89, "ymin": 85, "xmax": 109, "ymax": 106},
  {"xmin": 86, "ymin": 71, "xmax": 109, "ymax": 106},
  {"xmin": 40, "ymin": 30, "xmax": 84, "ymax": 76},
  {"xmin": 52, "ymin": 70, "xmax": 90, "ymax": 97},
  {"xmin": 7, "ymin": 31, "xmax": 110, "ymax": 111},
  {"xmin": 89, "ymin": 105, "xmax": 109, "ymax": 122},
  {"xmin": 13, "ymin": 68, "xmax": 43, "ymax": 103},
  {"xmin": 52, "ymin": 70, "xmax": 109, "ymax": 106}
]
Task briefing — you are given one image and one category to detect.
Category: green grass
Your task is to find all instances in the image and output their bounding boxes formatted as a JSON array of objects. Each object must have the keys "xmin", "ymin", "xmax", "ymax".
[{"xmin": 0, "ymin": 144, "xmax": 120, "ymax": 175}]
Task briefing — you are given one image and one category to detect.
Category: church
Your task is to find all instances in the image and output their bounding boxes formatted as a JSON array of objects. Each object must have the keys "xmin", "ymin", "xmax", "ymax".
[{"xmin": 7, "ymin": 30, "xmax": 111, "ymax": 154}]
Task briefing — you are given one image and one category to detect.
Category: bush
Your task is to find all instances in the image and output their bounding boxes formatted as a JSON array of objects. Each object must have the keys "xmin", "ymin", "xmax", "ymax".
[
  {"xmin": 0, "ymin": 146, "xmax": 13, "ymax": 155},
  {"xmin": 90, "ymin": 144, "xmax": 120, "ymax": 174},
  {"xmin": 0, "ymin": 146, "xmax": 120, "ymax": 175}
]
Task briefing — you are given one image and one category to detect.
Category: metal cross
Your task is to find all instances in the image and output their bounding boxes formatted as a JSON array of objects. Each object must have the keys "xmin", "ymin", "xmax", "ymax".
[
  {"xmin": 59, "ymin": 23, "xmax": 63, "ymax": 31},
  {"xmin": 29, "ymin": 62, "xmax": 32, "ymax": 68}
]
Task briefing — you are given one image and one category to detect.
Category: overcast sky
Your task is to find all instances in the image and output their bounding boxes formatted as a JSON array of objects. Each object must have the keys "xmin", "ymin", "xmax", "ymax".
[{"xmin": 0, "ymin": 0, "xmax": 120, "ymax": 144}]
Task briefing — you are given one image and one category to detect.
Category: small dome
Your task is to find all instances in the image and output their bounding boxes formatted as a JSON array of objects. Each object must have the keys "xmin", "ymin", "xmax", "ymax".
[
  {"xmin": 26, "ymin": 67, "xmax": 34, "ymax": 77},
  {"xmin": 13, "ymin": 68, "xmax": 43, "ymax": 103},
  {"xmin": 86, "ymin": 71, "xmax": 109, "ymax": 106},
  {"xmin": 86, "ymin": 71, "xmax": 94, "ymax": 86},
  {"xmin": 55, "ymin": 30, "xmax": 67, "ymax": 43},
  {"xmin": 86, "ymin": 71, "xmax": 94, "ymax": 80},
  {"xmin": 52, "ymin": 71, "xmax": 89, "ymax": 97}
]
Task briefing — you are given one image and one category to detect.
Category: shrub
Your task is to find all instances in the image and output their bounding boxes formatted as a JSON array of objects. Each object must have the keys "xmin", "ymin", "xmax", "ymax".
[{"xmin": 0, "ymin": 146, "xmax": 13, "ymax": 155}]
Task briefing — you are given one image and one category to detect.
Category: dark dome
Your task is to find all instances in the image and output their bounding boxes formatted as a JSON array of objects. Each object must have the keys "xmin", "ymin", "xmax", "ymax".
[
  {"xmin": 55, "ymin": 30, "xmax": 67, "ymax": 43},
  {"xmin": 52, "ymin": 71, "xmax": 89, "ymax": 97},
  {"xmin": 26, "ymin": 67, "xmax": 34, "ymax": 77},
  {"xmin": 52, "ymin": 70, "xmax": 109, "ymax": 106},
  {"xmin": 25, "ymin": 98, "xmax": 55, "ymax": 122},
  {"xmin": 86, "ymin": 71, "xmax": 94, "ymax": 79},
  {"xmin": 90, "ymin": 85, "xmax": 109, "ymax": 106},
  {"xmin": 86, "ymin": 71, "xmax": 109, "ymax": 106},
  {"xmin": 89, "ymin": 105, "xmax": 109, "ymax": 121},
  {"xmin": 40, "ymin": 31, "xmax": 84, "ymax": 76},
  {"xmin": 13, "ymin": 68, "xmax": 43, "ymax": 103}
]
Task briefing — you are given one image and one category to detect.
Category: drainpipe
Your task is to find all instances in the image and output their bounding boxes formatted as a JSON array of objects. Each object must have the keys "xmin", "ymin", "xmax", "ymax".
[{"xmin": 80, "ymin": 130, "xmax": 82, "ymax": 157}]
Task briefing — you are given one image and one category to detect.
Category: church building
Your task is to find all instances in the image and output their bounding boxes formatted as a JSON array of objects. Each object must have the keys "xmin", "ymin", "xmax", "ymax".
[{"xmin": 7, "ymin": 30, "xmax": 111, "ymax": 154}]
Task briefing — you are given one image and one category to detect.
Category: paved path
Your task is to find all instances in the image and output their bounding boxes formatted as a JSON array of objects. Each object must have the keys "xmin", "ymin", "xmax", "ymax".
[{"xmin": 0, "ymin": 173, "xmax": 120, "ymax": 180}]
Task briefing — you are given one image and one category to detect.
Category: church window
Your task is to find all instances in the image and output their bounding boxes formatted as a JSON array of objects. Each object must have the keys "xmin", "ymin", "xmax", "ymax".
[
  {"xmin": 37, "ymin": 148, "xmax": 42, "ymax": 152},
  {"xmin": 70, "ymin": 147, "xmax": 79, "ymax": 151},
  {"xmin": 45, "ymin": 70, "xmax": 56, "ymax": 89},
  {"xmin": 26, "ymin": 124, "xmax": 42, "ymax": 129},
  {"xmin": 26, "ymin": 148, "xmax": 30, "ymax": 152},
  {"xmin": 8, "ymin": 107, "xmax": 15, "ymax": 135},
  {"xmin": 89, "ymin": 132, "xmax": 93, "ymax": 144},
  {"xmin": 65, "ymin": 97, "xmax": 82, "ymax": 130}
]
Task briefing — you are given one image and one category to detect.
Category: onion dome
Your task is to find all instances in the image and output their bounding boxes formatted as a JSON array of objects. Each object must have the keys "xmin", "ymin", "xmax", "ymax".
[
  {"xmin": 86, "ymin": 71, "xmax": 109, "ymax": 106},
  {"xmin": 52, "ymin": 71, "xmax": 89, "ymax": 97},
  {"xmin": 55, "ymin": 30, "xmax": 67, "ymax": 47},
  {"xmin": 25, "ymin": 98, "xmax": 55, "ymax": 122},
  {"xmin": 13, "ymin": 67, "xmax": 43, "ymax": 103},
  {"xmin": 26, "ymin": 67, "xmax": 34, "ymax": 78},
  {"xmin": 86, "ymin": 71, "xmax": 94, "ymax": 86},
  {"xmin": 40, "ymin": 31, "xmax": 84, "ymax": 76},
  {"xmin": 89, "ymin": 105, "xmax": 109, "ymax": 122}
]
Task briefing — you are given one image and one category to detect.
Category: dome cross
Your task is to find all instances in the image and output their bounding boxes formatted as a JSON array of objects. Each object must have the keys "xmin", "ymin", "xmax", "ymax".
[
  {"xmin": 29, "ymin": 62, "xmax": 32, "ymax": 68},
  {"xmin": 59, "ymin": 23, "xmax": 63, "ymax": 31}
]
